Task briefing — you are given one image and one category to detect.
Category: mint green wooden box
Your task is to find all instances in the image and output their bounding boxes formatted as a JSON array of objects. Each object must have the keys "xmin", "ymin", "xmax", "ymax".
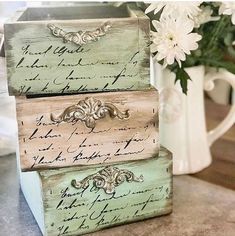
[
  {"xmin": 4, "ymin": 3, "xmax": 150, "ymax": 96},
  {"xmin": 19, "ymin": 147, "xmax": 172, "ymax": 236}
]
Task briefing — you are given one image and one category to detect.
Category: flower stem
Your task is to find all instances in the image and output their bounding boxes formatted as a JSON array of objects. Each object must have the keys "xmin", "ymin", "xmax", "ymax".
[{"xmin": 202, "ymin": 15, "xmax": 230, "ymax": 57}]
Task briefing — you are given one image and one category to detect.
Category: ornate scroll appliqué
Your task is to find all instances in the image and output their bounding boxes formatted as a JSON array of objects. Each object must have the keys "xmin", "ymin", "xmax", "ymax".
[
  {"xmin": 50, "ymin": 97, "xmax": 130, "ymax": 129},
  {"xmin": 47, "ymin": 22, "xmax": 111, "ymax": 46},
  {"xmin": 71, "ymin": 166, "xmax": 144, "ymax": 194}
]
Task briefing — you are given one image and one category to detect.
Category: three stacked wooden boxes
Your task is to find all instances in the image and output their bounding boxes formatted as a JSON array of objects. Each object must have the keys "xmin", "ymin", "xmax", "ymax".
[{"xmin": 4, "ymin": 3, "xmax": 172, "ymax": 236}]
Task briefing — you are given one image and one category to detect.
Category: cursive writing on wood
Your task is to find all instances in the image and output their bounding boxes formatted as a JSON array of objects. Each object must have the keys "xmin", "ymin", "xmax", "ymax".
[
  {"xmin": 5, "ymin": 18, "xmax": 150, "ymax": 95},
  {"xmin": 40, "ymin": 154, "xmax": 172, "ymax": 236},
  {"xmin": 16, "ymin": 89, "xmax": 159, "ymax": 171}
]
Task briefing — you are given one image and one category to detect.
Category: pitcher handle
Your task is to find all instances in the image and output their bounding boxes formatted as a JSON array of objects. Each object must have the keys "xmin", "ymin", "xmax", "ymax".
[{"xmin": 204, "ymin": 68, "xmax": 235, "ymax": 146}]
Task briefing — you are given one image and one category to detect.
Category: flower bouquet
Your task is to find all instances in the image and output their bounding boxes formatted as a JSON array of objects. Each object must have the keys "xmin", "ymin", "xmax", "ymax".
[{"xmin": 143, "ymin": 1, "xmax": 235, "ymax": 94}]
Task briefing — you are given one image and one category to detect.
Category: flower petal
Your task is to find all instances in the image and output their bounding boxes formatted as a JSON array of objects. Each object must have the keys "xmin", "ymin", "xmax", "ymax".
[
  {"xmin": 232, "ymin": 13, "xmax": 235, "ymax": 25},
  {"xmin": 145, "ymin": 4, "xmax": 158, "ymax": 14},
  {"xmin": 150, "ymin": 43, "xmax": 159, "ymax": 53},
  {"xmin": 152, "ymin": 20, "xmax": 161, "ymax": 31}
]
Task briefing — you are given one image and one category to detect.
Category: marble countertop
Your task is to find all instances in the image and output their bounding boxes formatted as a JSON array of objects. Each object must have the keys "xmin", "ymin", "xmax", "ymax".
[{"xmin": 0, "ymin": 154, "xmax": 234, "ymax": 236}]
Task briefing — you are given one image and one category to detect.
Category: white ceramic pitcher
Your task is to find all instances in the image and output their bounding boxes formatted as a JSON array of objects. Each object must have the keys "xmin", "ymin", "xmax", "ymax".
[{"xmin": 152, "ymin": 62, "xmax": 235, "ymax": 175}]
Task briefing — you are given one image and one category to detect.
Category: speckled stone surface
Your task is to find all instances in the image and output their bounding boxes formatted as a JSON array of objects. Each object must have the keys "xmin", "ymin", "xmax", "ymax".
[
  {"xmin": 0, "ymin": 154, "xmax": 235, "ymax": 236},
  {"xmin": 0, "ymin": 154, "xmax": 40, "ymax": 236}
]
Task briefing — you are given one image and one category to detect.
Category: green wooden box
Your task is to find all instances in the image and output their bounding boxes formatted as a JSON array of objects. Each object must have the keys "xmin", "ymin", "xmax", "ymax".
[
  {"xmin": 4, "ymin": 3, "xmax": 150, "ymax": 96},
  {"xmin": 19, "ymin": 147, "xmax": 172, "ymax": 236}
]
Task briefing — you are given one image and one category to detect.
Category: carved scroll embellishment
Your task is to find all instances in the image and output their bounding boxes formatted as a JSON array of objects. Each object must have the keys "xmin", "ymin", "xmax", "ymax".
[
  {"xmin": 47, "ymin": 22, "xmax": 111, "ymax": 46},
  {"xmin": 71, "ymin": 166, "xmax": 144, "ymax": 194},
  {"xmin": 50, "ymin": 97, "xmax": 130, "ymax": 128}
]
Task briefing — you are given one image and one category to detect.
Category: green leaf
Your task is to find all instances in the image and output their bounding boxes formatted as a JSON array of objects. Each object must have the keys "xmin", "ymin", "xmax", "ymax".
[
  {"xmin": 211, "ymin": 60, "xmax": 235, "ymax": 74},
  {"xmin": 198, "ymin": 58, "xmax": 235, "ymax": 74},
  {"xmin": 175, "ymin": 68, "xmax": 191, "ymax": 95}
]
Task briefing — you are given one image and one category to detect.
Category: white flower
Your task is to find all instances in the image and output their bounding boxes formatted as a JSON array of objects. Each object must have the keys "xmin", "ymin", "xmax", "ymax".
[
  {"xmin": 151, "ymin": 17, "xmax": 202, "ymax": 67},
  {"xmin": 145, "ymin": 1, "xmax": 202, "ymax": 19},
  {"xmin": 193, "ymin": 6, "xmax": 220, "ymax": 28},
  {"xmin": 219, "ymin": 2, "xmax": 235, "ymax": 24}
]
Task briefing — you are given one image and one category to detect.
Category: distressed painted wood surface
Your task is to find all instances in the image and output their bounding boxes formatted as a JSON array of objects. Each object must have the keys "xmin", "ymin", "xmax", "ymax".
[
  {"xmin": 20, "ymin": 147, "xmax": 172, "ymax": 236},
  {"xmin": 16, "ymin": 89, "xmax": 159, "ymax": 171},
  {"xmin": 4, "ymin": 4, "xmax": 150, "ymax": 96}
]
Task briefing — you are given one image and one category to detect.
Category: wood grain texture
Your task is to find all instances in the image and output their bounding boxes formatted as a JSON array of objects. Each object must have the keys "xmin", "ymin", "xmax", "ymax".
[
  {"xmin": 16, "ymin": 89, "xmax": 159, "ymax": 171},
  {"xmin": 20, "ymin": 147, "xmax": 172, "ymax": 236},
  {"xmin": 4, "ymin": 4, "xmax": 150, "ymax": 96}
]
